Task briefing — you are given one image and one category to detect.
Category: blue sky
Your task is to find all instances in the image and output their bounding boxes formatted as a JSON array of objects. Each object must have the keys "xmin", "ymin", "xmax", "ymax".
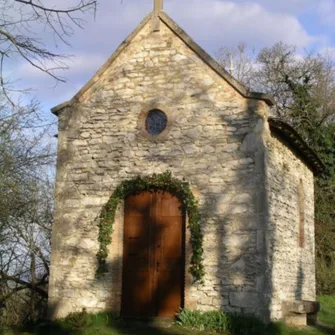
[{"xmin": 7, "ymin": 0, "xmax": 335, "ymax": 123}]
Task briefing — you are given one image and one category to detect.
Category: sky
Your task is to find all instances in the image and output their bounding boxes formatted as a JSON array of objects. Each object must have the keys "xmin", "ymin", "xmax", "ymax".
[{"xmin": 6, "ymin": 0, "xmax": 335, "ymax": 124}]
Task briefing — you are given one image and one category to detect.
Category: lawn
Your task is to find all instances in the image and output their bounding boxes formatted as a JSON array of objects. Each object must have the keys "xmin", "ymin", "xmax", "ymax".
[
  {"xmin": 1, "ymin": 318, "xmax": 213, "ymax": 335},
  {"xmin": 1, "ymin": 296, "xmax": 334, "ymax": 335}
]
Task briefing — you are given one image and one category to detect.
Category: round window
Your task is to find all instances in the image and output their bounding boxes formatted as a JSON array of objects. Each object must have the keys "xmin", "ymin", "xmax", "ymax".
[{"xmin": 145, "ymin": 109, "xmax": 168, "ymax": 135}]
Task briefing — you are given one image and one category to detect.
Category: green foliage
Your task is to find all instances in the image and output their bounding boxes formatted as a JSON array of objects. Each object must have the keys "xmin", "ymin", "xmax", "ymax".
[
  {"xmin": 64, "ymin": 309, "xmax": 89, "ymax": 329},
  {"xmin": 32, "ymin": 311, "xmax": 122, "ymax": 335},
  {"xmin": 176, "ymin": 309, "xmax": 267, "ymax": 335},
  {"xmin": 3, "ymin": 299, "xmax": 335, "ymax": 335},
  {"xmin": 176, "ymin": 309, "xmax": 226, "ymax": 331},
  {"xmin": 96, "ymin": 171, "xmax": 205, "ymax": 282},
  {"xmin": 314, "ymin": 124, "xmax": 335, "ymax": 295},
  {"xmin": 224, "ymin": 42, "xmax": 335, "ymax": 294},
  {"xmin": 60, "ymin": 310, "xmax": 121, "ymax": 330},
  {"xmin": 278, "ymin": 51, "xmax": 335, "ymax": 295},
  {"xmin": 316, "ymin": 257, "xmax": 335, "ymax": 295},
  {"xmin": 318, "ymin": 295, "xmax": 335, "ymax": 327},
  {"xmin": 258, "ymin": 44, "xmax": 335, "ymax": 295}
]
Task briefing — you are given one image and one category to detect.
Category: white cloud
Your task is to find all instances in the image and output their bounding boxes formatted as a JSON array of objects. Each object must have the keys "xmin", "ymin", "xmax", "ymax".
[
  {"xmin": 234, "ymin": 0, "xmax": 316, "ymax": 15},
  {"xmin": 4, "ymin": 0, "xmax": 329, "ymax": 115},
  {"xmin": 165, "ymin": 0, "xmax": 317, "ymax": 50},
  {"xmin": 43, "ymin": 0, "xmax": 319, "ymax": 54}
]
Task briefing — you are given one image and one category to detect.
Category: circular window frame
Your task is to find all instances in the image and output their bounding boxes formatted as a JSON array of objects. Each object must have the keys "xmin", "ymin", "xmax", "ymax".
[
  {"xmin": 138, "ymin": 104, "xmax": 174, "ymax": 141},
  {"xmin": 145, "ymin": 109, "xmax": 168, "ymax": 136}
]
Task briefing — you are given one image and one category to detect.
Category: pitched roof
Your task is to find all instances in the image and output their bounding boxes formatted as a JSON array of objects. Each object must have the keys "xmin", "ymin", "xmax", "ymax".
[
  {"xmin": 268, "ymin": 117, "xmax": 325, "ymax": 175},
  {"xmin": 51, "ymin": 11, "xmax": 274, "ymax": 115},
  {"xmin": 50, "ymin": 11, "xmax": 324, "ymax": 175}
]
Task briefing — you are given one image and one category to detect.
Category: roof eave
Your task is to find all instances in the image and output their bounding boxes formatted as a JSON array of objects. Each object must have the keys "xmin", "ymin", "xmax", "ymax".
[
  {"xmin": 51, "ymin": 11, "xmax": 275, "ymax": 117},
  {"xmin": 247, "ymin": 92, "xmax": 275, "ymax": 106},
  {"xmin": 268, "ymin": 117, "xmax": 326, "ymax": 176},
  {"xmin": 158, "ymin": 12, "xmax": 275, "ymax": 107},
  {"xmin": 51, "ymin": 100, "xmax": 72, "ymax": 116},
  {"xmin": 50, "ymin": 13, "xmax": 153, "ymax": 117}
]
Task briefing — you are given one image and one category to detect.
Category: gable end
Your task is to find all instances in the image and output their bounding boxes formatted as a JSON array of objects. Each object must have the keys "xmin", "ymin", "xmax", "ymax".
[{"xmin": 51, "ymin": 11, "xmax": 274, "ymax": 115}]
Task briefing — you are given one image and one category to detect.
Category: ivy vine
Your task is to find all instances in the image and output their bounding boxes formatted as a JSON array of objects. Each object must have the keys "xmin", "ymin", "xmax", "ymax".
[{"xmin": 96, "ymin": 171, "xmax": 205, "ymax": 283}]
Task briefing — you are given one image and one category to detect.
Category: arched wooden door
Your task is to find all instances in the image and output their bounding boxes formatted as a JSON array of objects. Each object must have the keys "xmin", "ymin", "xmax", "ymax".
[{"xmin": 121, "ymin": 190, "xmax": 185, "ymax": 318}]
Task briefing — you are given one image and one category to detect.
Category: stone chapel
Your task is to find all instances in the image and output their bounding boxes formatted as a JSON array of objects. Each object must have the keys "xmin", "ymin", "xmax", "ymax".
[{"xmin": 48, "ymin": 1, "xmax": 324, "ymax": 324}]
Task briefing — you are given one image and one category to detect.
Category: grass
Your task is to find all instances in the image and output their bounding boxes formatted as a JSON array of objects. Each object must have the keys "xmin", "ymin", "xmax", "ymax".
[
  {"xmin": 176, "ymin": 309, "xmax": 267, "ymax": 334},
  {"xmin": 318, "ymin": 295, "xmax": 335, "ymax": 328},
  {"xmin": 1, "ymin": 296, "xmax": 334, "ymax": 335},
  {"xmin": 0, "ymin": 312, "xmax": 212, "ymax": 335}
]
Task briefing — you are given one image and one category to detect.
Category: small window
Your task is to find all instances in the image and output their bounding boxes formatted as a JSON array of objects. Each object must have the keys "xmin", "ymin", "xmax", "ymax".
[
  {"xmin": 298, "ymin": 179, "xmax": 305, "ymax": 248},
  {"xmin": 145, "ymin": 109, "xmax": 167, "ymax": 135}
]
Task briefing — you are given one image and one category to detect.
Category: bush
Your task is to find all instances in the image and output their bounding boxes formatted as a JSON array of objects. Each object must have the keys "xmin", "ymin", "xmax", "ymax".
[
  {"xmin": 61, "ymin": 310, "xmax": 121, "ymax": 330},
  {"xmin": 63, "ymin": 309, "xmax": 89, "ymax": 329},
  {"xmin": 316, "ymin": 258, "xmax": 335, "ymax": 295},
  {"xmin": 176, "ymin": 309, "xmax": 267, "ymax": 335},
  {"xmin": 176, "ymin": 309, "xmax": 229, "ymax": 332}
]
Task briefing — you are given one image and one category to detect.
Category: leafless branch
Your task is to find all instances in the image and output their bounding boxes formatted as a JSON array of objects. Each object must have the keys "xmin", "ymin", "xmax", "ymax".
[{"xmin": 0, "ymin": 0, "xmax": 97, "ymax": 105}]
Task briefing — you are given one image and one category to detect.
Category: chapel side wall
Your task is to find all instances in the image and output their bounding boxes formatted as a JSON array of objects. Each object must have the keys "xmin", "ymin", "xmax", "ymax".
[
  {"xmin": 48, "ymin": 106, "xmax": 108, "ymax": 318},
  {"xmin": 48, "ymin": 18, "xmax": 270, "ymax": 319},
  {"xmin": 265, "ymin": 132, "xmax": 316, "ymax": 320},
  {"xmin": 48, "ymin": 106, "xmax": 77, "ymax": 317}
]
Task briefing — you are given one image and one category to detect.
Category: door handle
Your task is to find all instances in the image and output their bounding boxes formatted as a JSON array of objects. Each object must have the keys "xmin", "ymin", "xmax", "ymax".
[{"xmin": 156, "ymin": 262, "xmax": 160, "ymax": 271}]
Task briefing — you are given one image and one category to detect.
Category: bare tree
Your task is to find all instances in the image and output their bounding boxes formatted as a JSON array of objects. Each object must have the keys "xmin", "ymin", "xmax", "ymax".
[
  {"xmin": 0, "ymin": 176, "xmax": 53, "ymax": 324},
  {"xmin": 216, "ymin": 42, "xmax": 257, "ymax": 90},
  {"xmin": 217, "ymin": 42, "xmax": 335, "ymax": 131},
  {"xmin": 218, "ymin": 42, "xmax": 335, "ymax": 295},
  {"xmin": 0, "ymin": 0, "xmax": 98, "ymax": 324},
  {"xmin": 0, "ymin": 93, "xmax": 54, "ymax": 324},
  {"xmin": 0, "ymin": 0, "xmax": 97, "ymax": 103}
]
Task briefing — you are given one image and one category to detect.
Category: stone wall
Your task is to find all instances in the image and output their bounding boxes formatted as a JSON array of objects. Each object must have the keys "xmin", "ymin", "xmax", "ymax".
[
  {"xmin": 48, "ymin": 16, "xmax": 271, "ymax": 319},
  {"xmin": 264, "ymin": 131, "xmax": 316, "ymax": 320}
]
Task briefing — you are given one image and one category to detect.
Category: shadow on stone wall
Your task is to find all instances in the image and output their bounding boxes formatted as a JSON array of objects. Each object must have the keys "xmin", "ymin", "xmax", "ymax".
[
  {"xmin": 212, "ymin": 98, "xmax": 271, "ymax": 320},
  {"xmin": 295, "ymin": 261, "xmax": 304, "ymax": 300},
  {"xmin": 119, "ymin": 191, "xmax": 185, "ymax": 318},
  {"xmin": 51, "ymin": 41, "xmax": 313, "ymax": 329},
  {"xmin": 263, "ymin": 131, "xmax": 310, "ymax": 321},
  {"xmin": 54, "ymin": 84, "xmax": 272, "ymax": 318}
]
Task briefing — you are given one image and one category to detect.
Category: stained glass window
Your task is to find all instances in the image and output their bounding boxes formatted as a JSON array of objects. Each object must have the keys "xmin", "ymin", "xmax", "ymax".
[{"xmin": 145, "ymin": 109, "xmax": 167, "ymax": 135}]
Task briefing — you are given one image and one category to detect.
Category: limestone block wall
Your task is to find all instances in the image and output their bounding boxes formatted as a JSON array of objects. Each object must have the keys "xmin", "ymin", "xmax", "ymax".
[
  {"xmin": 264, "ymin": 131, "xmax": 316, "ymax": 320},
  {"xmin": 48, "ymin": 18, "xmax": 271, "ymax": 319}
]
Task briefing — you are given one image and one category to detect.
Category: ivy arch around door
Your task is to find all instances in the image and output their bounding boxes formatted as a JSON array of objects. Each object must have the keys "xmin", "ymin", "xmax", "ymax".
[{"xmin": 96, "ymin": 171, "xmax": 205, "ymax": 283}]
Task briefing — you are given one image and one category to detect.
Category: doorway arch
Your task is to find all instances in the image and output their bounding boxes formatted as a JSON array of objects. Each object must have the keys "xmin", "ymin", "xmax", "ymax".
[{"xmin": 96, "ymin": 171, "xmax": 204, "ymax": 284}]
